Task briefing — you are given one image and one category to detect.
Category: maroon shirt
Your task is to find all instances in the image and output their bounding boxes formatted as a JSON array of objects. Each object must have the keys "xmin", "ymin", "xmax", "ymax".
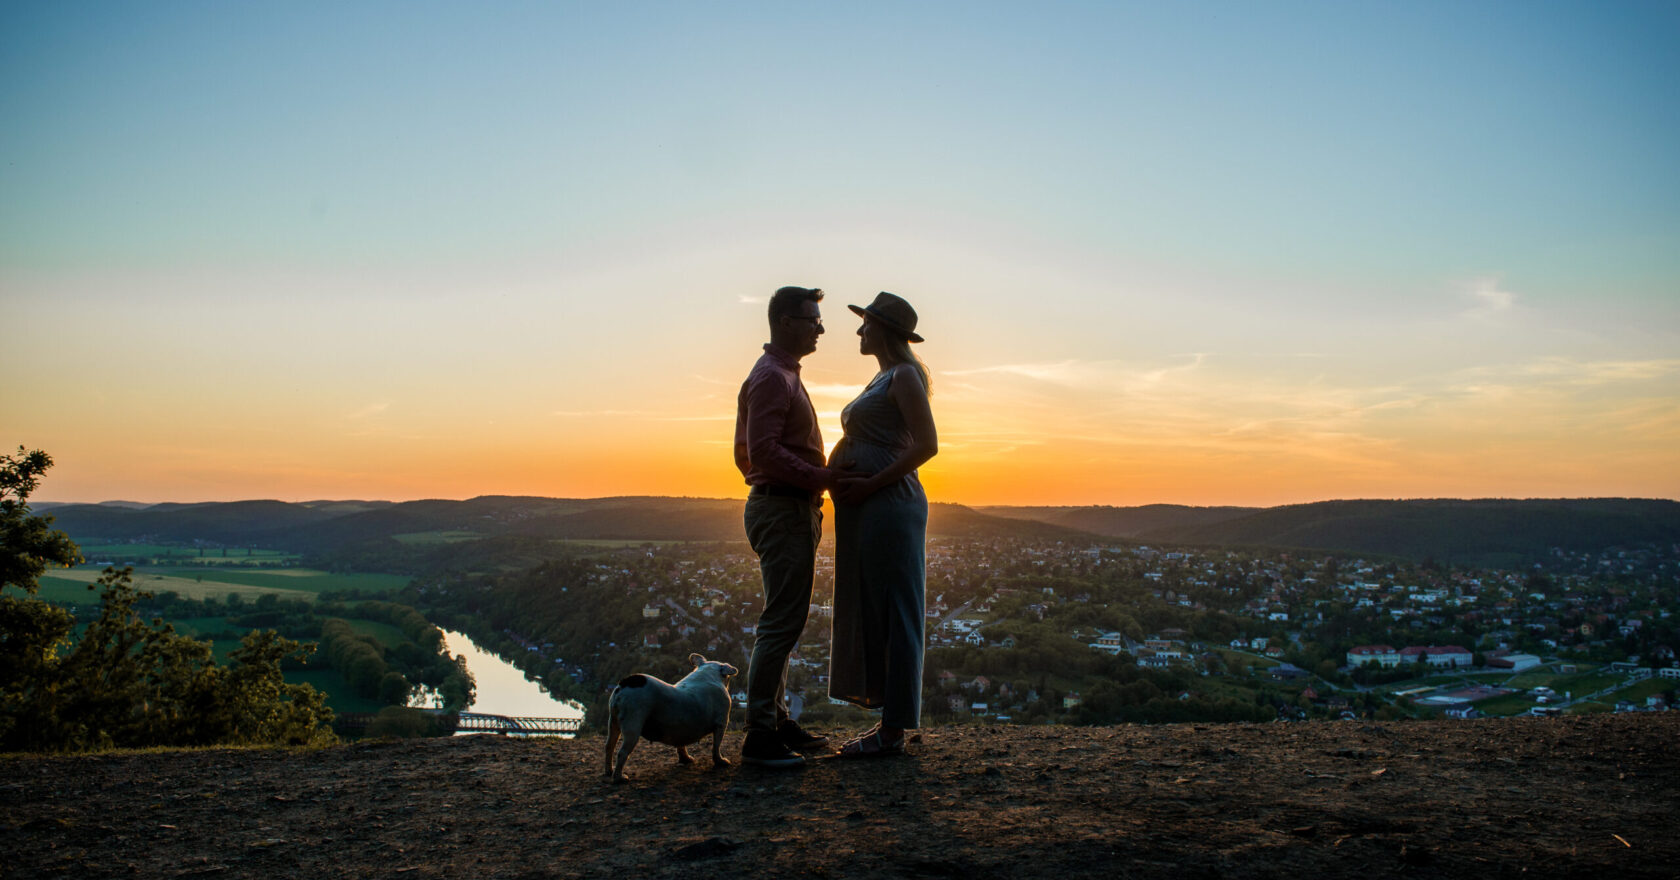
[{"xmin": 735, "ymin": 343, "xmax": 826, "ymax": 492}]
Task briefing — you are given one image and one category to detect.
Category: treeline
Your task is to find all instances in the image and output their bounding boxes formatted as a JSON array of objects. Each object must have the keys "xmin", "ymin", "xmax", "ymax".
[
  {"xmin": 1, "ymin": 567, "xmax": 335, "ymax": 751},
  {"xmin": 923, "ymin": 642, "xmax": 1276, "ymax": 725},
  {"xmin": 129, "ymin": 588, "xmax": 478, "ymax": 711},
  {"xmin": 316, "ymin": 603, "xmax": 474, "ymax": 711},
  {"xmin": 1071, "ymin": 665, "xmax": 1274, "ymax": 724},
  {"xmin": 1142, "ymin": 498, "xmax": 1680, "ymax": 566},
  {"xmin": 415, "ymin": 555, "xmax": 655, "ymax": 725}
]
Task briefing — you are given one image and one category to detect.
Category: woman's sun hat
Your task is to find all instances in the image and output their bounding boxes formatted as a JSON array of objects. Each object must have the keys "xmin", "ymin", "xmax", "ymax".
[{"xmin": 848, "ymin": 291, "xmax": 924, "ymax": 343}]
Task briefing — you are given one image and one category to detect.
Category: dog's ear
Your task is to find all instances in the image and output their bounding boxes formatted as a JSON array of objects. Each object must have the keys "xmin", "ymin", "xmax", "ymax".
[
  {"xmin": 719, "ymin": 663, "xmax": 739, "ymax": 677},
  {"xmin": 688, "ymin": 652, "xmax": 705, "ymax": 668}
]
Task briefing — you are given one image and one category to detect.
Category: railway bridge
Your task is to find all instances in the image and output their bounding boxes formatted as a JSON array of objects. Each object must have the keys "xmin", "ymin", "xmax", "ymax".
[{"xmin": 333, "ymin": 710, "xmax": 582, "ymax": 738}]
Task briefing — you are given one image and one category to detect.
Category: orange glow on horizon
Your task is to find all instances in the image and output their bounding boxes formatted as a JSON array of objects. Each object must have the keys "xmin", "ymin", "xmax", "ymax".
[{"xmin": 29, "ymin": 414, "xmax": 1678, "ymax": 509}]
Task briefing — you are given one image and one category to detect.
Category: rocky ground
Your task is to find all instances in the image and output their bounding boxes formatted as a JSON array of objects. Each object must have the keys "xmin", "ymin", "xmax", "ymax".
[{"xmin": 4, "ymin": 713, "xmax": 1677, "ymax": 879}]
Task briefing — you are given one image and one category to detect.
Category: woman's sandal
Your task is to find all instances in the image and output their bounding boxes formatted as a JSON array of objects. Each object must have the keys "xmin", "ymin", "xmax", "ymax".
[{"xmin": 837, "ymin": 729, "xmax": 906, "ymax": 759}]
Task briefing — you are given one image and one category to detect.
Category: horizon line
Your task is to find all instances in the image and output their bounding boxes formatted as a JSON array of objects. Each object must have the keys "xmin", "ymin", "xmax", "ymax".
[{"xmin": 32, "ymin": 493, "xmax": 1680, "ymax": 510}]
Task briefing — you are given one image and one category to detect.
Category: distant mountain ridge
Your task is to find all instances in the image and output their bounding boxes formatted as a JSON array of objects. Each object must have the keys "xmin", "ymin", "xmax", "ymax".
[
  {"xmin": 35, "ymin": 495, "xmax": 1680, "ymax": 566},
  {"xmin": 985, "ymin": 497, "xmax": 1680, "ymax": 566},
  {"xmin": 37, "ymin": 495, "xmax": 1097, "ymax": 552},
  {"xmin": 978, "ymin": 503, "xmax": 1257, "ymax": 537}
]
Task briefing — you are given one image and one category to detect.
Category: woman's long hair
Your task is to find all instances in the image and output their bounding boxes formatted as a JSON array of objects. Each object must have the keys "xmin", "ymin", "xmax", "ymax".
[{"xmin": 881, "ymin": 333, "xmax": 931, "ymax": 396}]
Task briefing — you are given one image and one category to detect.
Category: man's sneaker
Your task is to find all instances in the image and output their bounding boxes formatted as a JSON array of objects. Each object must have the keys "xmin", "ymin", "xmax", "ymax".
[
  {"xmin": 778, "ymin": 719, "xmax": 830, "ymax": 752},
  {"xmin": 741, "ymin": 729, "xmax": 805, "ymax": 767}
]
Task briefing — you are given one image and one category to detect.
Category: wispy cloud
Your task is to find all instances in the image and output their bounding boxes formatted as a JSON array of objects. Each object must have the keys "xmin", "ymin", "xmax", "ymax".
[
  {"xmin": 1463, "ymin": 277, "xmax": 1517, "ymax": 319},
  {"xmin": 346, "ymin": 402, "xmax": 390, "ymax": 420},
  {"xmin": 944, "ymin": 354, "xmax": 1208, "ymax": 391},
  {"xmin": 943, "ymin": 360, "xmax": 1083, "ymax": 383},
  {"xmin": 1460, "ymin": 356, "xmax": 1680, "ymax": 387},
  {"xmin": 1137, "ymin": 353, "xmax": 1208, "ymax": 384},
  {"xmin": 738, "ymin": 295, "xmax": 767, "ymax": 305}
]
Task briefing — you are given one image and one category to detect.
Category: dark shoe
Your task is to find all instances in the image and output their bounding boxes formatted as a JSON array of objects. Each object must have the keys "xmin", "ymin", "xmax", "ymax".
[
  {"xmin": 836, "ymin": 729, "xmax": 906, "ymax": 759},
  {"xmin": 741, "ymin": 730, "xmax": 804, "ymax": 768},
  {"xmin": 778, "ymin": 719, "xmax": 829, "ymax": 752}
]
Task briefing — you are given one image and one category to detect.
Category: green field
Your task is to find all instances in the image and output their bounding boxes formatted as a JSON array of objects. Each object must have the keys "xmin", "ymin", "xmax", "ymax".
[
  {"xmin": 35, "ymin": 570, "xmax": 316, "ymax": 603},
  {"xmin": 1533, "ymin": 672, "xmax": 1622, "ymax": 697},
  {"xmin": 78, "ymin": 543, "xmax": 300, "ymax": 564},
  {"xmin": 1468, "ymin": 672, "xmax": 1672, "ymax": 717},
  {"xmin": 19, "ymin": 562, "xmax": 428, "ymax": 718},
  {"xmin": 555, "ymin": 538, "xmax": 691, "ymax": 548},
  {"xmin": 1213, "ymin": 648, "xmax": 1279, "ymax": 670},
  {"xmin": 290, "ymin": 669, "xmax": 386, "ymax": 714},
  {"xmin": 1416, "ymin": 672, "xmax": 1508, "ymax": 687},
  {"xmin": 206, "ymin": 638, "xmax": 250, "ymax": 665},
  {"xmin": 392, "ymin": 531, "xmax": 484, "ymax": 545},
  {"xmin": 168, "ymin": 616, "xmax": 244, "ymax": 638},
  {"xmin": 342, "ymin": 619, "xmax": 409, "ymax": 648},
  {"xmin": 1618, "ymin": 677, "xmax": 1680, "ymax": 702},
  {"xmin": 1505, "ymin": 668, "xmax": 1606, "ymax": 695},
  {"xmin": 154, "ymin": 568, "xmax": 411, "ymax": 594},
  {"xmin": 195, "ymin": 629, "xmax": 406, "ymax": 715},
  {"xmin": 31, "ymin": 566, "xmax": 408, "ymax": 604}
]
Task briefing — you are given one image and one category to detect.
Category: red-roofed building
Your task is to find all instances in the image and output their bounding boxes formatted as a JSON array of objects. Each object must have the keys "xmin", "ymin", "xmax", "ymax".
[
  {"xmin": 1398, "ymin": 645, "xmax": 1473, "ymax": 668},
  {"xmin": 1347, "ymin": 645, "xmax": 1401, "ymax": 668}
]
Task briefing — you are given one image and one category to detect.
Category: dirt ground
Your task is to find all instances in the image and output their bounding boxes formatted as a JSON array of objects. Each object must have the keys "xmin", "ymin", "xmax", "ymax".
[{"xmin": 4, "ymin": 713, "xmax": 1677, "ymax": 879}]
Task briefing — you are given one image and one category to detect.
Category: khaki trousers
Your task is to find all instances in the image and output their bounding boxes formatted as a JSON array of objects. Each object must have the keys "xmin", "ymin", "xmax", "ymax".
[{"xmin": 743, "ymin": 495, "xmax": 822, "ymax": 733}]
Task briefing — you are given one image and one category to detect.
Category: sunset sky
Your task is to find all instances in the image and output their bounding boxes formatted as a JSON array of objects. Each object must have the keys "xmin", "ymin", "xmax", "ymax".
[{"xmin": 3, "ymin": 2, "xmax": 1677, "ymax": 507}]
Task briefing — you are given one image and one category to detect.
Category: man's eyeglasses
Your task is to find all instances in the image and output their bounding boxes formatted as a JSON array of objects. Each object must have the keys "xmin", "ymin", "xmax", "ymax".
[{"xmin": 786, "ymin": 315, "xmax": 823, "ymax": 328}]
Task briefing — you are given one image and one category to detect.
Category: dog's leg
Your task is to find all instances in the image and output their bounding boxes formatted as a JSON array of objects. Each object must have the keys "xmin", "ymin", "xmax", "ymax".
[
  {"xmin": 605, "ymin": 711, "xmax": 621, "ymax": 780},
  {"xmin": 612, "ymin": 726, "xmax": 639, "ymax": 784},
  {"xmin": 676, "ymin": 745, "xmax": 695, "ymax": 765},
  {"xmin": 710, "ymin": 725, "xmax": 731, "ymax": 769}
]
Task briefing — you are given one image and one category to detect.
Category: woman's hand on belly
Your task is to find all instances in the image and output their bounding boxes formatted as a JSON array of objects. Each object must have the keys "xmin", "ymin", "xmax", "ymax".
[{"xmin": 832, "ymin": 471, "xmax": 886, "ymax": 505}]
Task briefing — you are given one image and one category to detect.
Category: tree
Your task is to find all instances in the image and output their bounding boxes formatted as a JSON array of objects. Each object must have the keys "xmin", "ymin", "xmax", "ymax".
[
  {"xmin": 4, "ymin": 566, "xmax": 336, "ymax": 751},
  {"xmin": 0, "ymin": 450, "xmax": 335, "ymax": 750},
  {"xmin": 0, "ymin": 447, "xmax": 82, "ymax": 595}
]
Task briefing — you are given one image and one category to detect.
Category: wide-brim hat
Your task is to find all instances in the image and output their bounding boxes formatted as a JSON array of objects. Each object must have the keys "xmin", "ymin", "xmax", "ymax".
[{"xmin": 848, "ymin": 291, "xmax": 924, "ymax": 343}]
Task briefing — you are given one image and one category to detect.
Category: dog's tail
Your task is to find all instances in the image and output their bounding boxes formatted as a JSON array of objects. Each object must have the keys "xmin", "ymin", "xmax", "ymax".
[{"xmin": 606, "ymin": 673, "xmax": 650, "ymax": 712}]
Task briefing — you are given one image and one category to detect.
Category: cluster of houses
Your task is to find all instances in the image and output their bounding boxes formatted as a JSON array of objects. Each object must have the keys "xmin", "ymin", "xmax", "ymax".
[
  {"xmin": 1086, "ymin": 631, "xmax": 1211, "ymax": 669},
  {"xmin": 499, "ymin": 532, "xmax": 1676, "ymax": 723}
]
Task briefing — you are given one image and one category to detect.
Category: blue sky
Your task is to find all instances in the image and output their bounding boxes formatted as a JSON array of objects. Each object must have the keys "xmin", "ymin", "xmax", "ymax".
[{"xmin": 3, "ymin": 2, "xmax": 1677, "ymax": 504}]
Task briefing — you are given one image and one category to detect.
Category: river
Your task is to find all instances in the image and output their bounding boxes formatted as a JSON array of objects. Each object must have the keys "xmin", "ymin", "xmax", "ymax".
[{"xmin": 432, "ymin": 629, "xmax": 585, "ymax": 721}]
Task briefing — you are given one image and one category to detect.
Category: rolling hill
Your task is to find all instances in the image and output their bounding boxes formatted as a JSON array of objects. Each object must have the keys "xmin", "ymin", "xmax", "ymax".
[
  {"xmin": 37, "ymin": 495, "xmax": 1680, "ymax": 566},
  {"xmin": 985, "ymin": 497, "xmax": 1680, "ymax": 565},
  {"xmin": 978, "ymin": 503, "xmax": 1256, "ymax": 537},
  {"xmin": 37, "ymin": 495, "xmax": 1099, "ymax": 552}
]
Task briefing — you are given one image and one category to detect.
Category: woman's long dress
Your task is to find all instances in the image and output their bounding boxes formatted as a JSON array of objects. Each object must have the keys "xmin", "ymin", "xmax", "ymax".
[{"xmin": 827, "ymin": 367, "xmax": 928, "ymax": 728}]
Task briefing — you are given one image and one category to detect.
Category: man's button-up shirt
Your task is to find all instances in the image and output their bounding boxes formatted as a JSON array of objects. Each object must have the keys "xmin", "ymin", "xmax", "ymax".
[{"xmin": 735, "ymin": 343, "xmax": 826, "ymax": 492}]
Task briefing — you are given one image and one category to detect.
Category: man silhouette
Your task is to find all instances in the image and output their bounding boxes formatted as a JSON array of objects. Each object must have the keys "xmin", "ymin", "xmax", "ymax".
[{"xmin": 733, "ymin": 285, "xmax": 841, "ymax": 766}]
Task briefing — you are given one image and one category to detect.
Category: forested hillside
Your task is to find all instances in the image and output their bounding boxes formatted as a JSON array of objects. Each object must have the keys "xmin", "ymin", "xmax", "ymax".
[
  {"xmin": 1137, "ymin": 498, "xmax": 1680, "ymax": 566},
  {"xmin": 42, "ymin": 495, "xmax": 1097, "ymax": 555},
  {"xmin": 41, "ymin": 494, "xmax": 1680, "ymax": 572},
  {"xmin": 985, "ymin": 498, "xmax": 1680, "ymax": 566},
  {"xmin": 979, "ymin": 503, "xmax": 1256, "ymax": 536}
]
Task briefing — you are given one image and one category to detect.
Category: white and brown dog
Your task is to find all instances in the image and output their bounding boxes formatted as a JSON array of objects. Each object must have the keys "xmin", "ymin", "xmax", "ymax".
[{"xmin": 604, "ymin": 653, "xmax": 738, "ymax": 783}]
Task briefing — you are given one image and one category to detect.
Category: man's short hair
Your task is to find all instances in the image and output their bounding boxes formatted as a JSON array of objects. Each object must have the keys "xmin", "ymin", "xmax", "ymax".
[{"xmin": 768, "ymin": 286, "xmax": 823, "ymax": 327}]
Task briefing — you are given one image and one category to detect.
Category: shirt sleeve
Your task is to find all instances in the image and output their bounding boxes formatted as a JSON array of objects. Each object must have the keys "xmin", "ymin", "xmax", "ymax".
[{"xmin": 742, "ymin": 371, "xmax": 827, "ymax": 492}]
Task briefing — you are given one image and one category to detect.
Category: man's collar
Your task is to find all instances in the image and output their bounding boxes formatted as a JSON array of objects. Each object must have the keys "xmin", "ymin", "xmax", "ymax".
[{"xmin": 763, "ymin": 342, "xmax": 803, "ymax": 370}]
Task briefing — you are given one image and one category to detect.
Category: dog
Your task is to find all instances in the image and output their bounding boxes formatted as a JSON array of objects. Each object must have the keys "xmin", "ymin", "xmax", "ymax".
[{"xmin": 604, "ymin": 653, "xmax": 738, "ymax": 783}]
